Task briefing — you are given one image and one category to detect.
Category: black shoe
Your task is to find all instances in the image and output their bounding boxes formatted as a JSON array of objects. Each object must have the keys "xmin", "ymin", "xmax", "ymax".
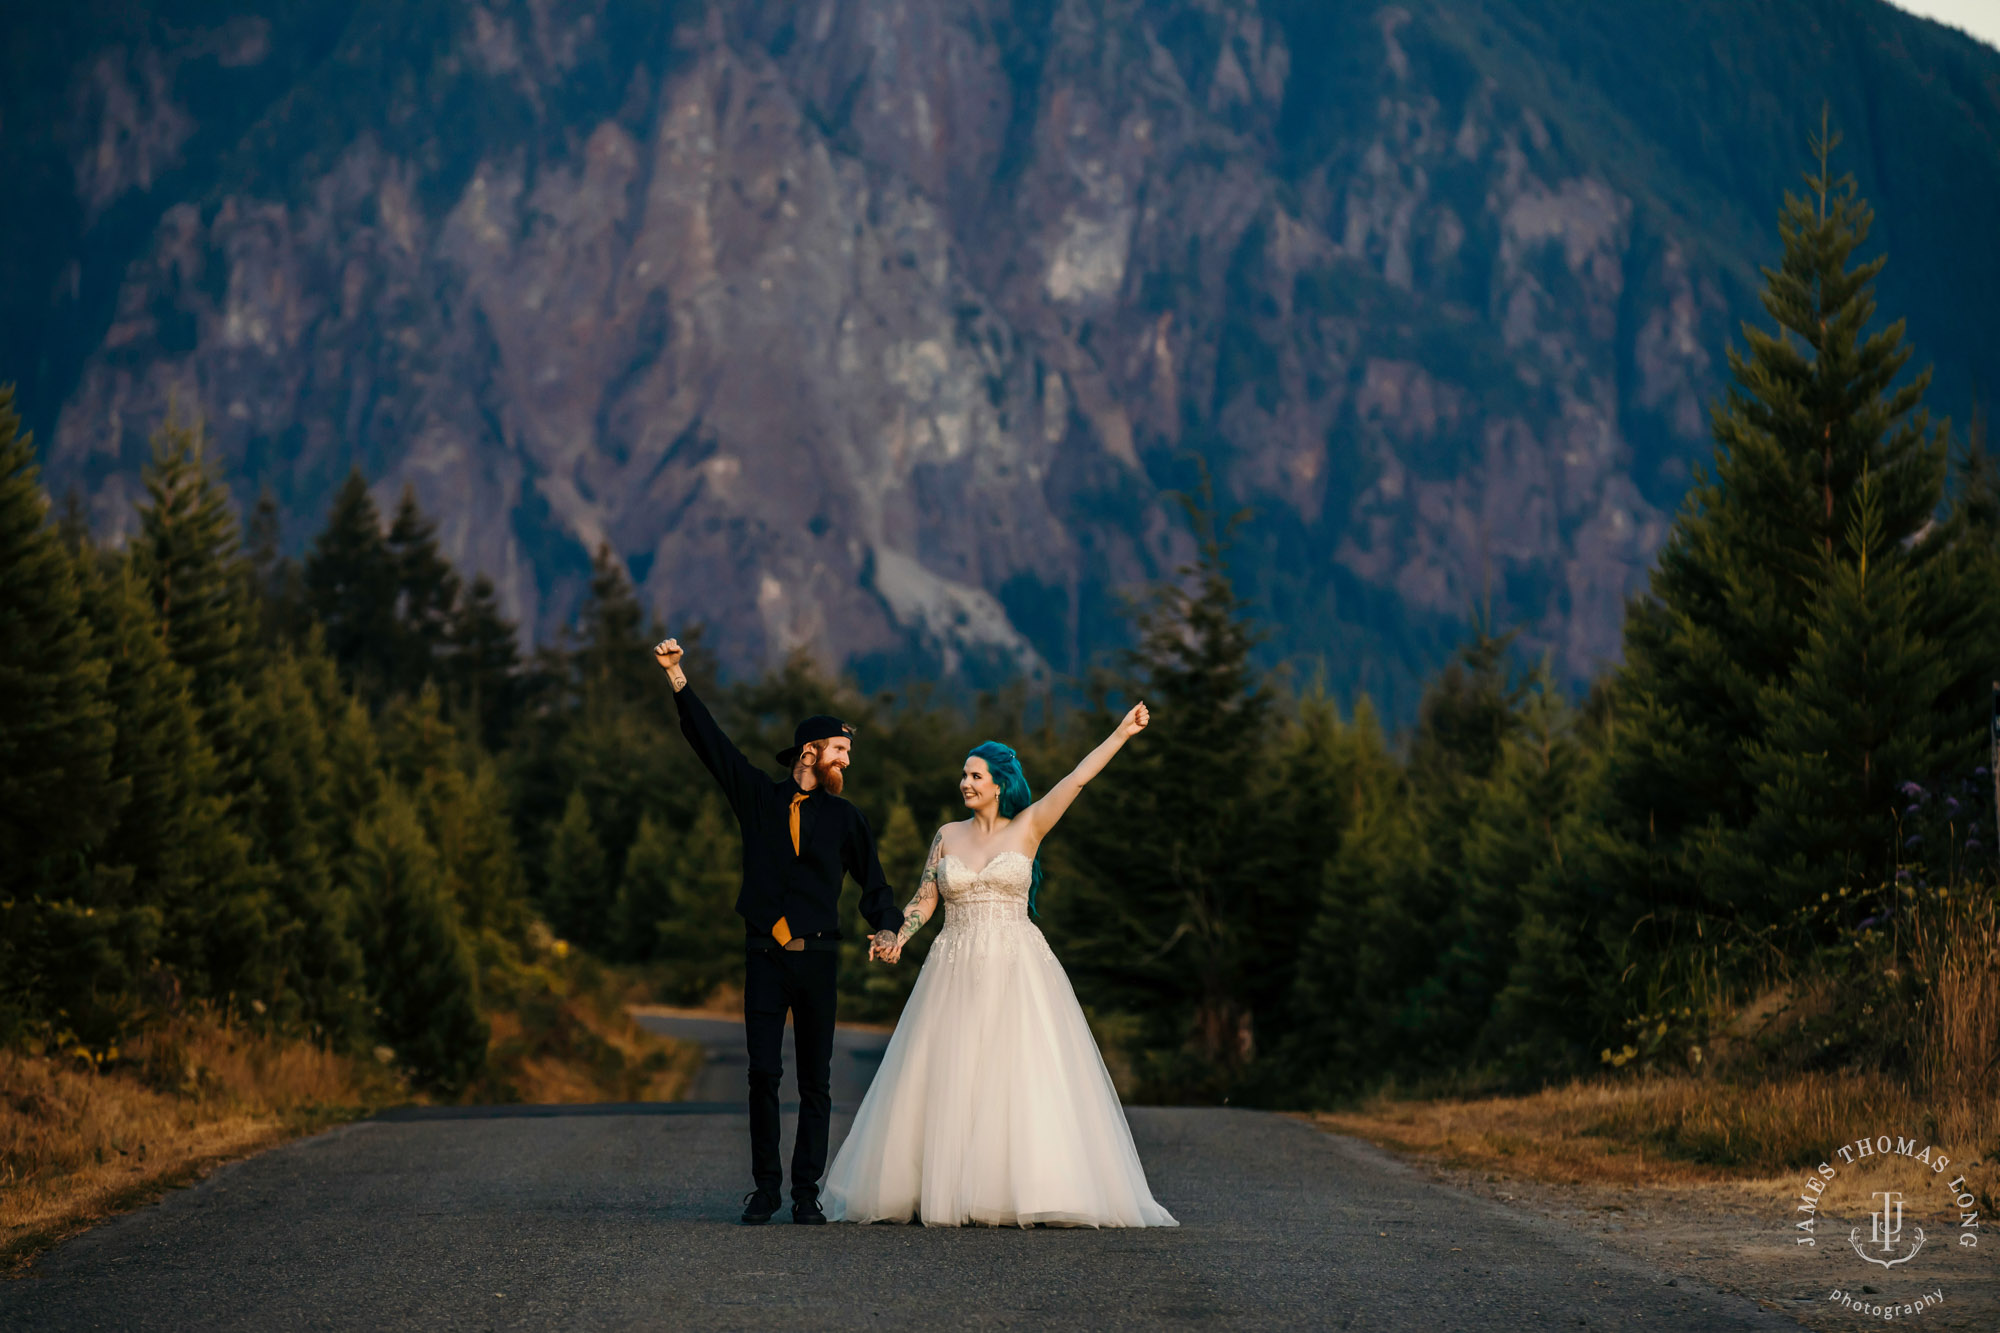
[
  {"xmin": 792, "ymin": 1198, "xmax": 827, "ymax": 1225},
  {"xmin": 741, "ymin": 1190, "xmax": 781, "ymax": 1225}
]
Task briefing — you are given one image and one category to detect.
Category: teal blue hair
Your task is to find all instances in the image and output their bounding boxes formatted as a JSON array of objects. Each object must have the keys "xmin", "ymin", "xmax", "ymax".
[{"xmin": 966, "ymin": 741, "xmax": 1044, "ymax": 916}]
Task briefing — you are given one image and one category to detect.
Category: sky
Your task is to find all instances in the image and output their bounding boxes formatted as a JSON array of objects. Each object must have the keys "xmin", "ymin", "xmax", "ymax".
[{"xmin": 1888, "ymin": 0, "xmax": 2000, "ymax": 49}]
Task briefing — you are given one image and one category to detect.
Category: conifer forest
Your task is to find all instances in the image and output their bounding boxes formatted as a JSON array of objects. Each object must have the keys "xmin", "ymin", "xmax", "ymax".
[{"xmin": 4, "ymin": 131, "xmax": 1999, "ymax": 1118}]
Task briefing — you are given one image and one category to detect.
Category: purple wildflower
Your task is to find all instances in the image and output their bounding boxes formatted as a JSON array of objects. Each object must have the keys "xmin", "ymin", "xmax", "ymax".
[{"xmin": 1900, "ymin": 781, "xmax": 1926, "ymax": 798}]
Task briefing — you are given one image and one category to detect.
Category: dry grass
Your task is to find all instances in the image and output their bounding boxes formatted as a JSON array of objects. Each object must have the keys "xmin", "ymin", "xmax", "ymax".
[
  {"xmin": 1910, "ymin": 884, "xmax": 2000, "ymax": 1105},
  {"xmin": 1317, "ymin": 1072, "xmax": 2000, "ymax": 1212},
  {"xmin": 478, "ymin": 981, "xmax": 703, "ymax": 1104},
  {"xmin": 1, "ymin": 1014, "xmax": 401, "ymax": 1274},
  {"xmin": 3, "ymin": 968, "xmax": 701, "ymax": 1276}
]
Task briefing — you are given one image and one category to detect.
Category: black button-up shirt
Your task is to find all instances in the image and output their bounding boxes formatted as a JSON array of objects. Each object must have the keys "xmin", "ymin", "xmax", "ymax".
[{"xmin": 673, "ymin": 684, "xmax": 903, "ymax": 941}]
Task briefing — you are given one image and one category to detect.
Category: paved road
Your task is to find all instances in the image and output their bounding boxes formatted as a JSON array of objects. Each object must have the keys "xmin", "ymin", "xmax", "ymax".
[
  {"xmin": 0, "ymin": 1016, "xmax": 1798, "ymax": 1332},
  {"xmin": 631, "ymin": 1010, "xmax": 888, "ymax": 1107}
]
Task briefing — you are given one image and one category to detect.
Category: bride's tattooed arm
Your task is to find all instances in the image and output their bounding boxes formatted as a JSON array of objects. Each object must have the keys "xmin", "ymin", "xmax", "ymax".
[{"xmin": 888, "ymin": 831, "xmax": 945, "ymax": 954}]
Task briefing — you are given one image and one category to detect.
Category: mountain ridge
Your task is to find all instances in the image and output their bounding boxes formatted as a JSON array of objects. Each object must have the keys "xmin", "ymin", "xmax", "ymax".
[{"xmin": 8, "ymin": 0, "xmax": 1997, "ymax": 717}]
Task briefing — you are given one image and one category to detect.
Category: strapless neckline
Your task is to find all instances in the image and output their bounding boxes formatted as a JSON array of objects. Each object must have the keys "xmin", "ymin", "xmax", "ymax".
[{"xmin": 942, "ymin": 849, "xmax": 1033, "ymax": 877}]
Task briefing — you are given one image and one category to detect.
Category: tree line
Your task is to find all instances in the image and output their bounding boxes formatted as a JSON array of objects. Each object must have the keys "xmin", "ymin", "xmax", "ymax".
[{"xmin": 4, "ymin": 133, "xmax": 1993, "ymax": 1106}]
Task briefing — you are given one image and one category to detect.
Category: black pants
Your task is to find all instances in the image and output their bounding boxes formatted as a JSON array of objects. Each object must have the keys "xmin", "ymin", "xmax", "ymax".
[{"xmin": 743, "ymin": 947, "xmax": 838, "ymax": 1204}]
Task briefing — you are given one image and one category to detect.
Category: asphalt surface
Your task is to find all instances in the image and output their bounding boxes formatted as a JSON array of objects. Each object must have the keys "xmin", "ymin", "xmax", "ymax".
[{"xmin": 0, "ymin": 1015, "xmax": 1798, "ymax": 1332}]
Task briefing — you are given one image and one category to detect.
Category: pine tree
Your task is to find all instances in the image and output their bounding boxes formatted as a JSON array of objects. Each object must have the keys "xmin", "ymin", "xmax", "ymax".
[
  {"xmin": 243, "ymin": 488, "xmax": 310, "ymax": 653},
  {"xmin": 385, "ymin": 486, "xmax": 459, "ymax": 696},
  {"xmin": 446, "ymin": 572, "xmax": 520, "ymax": 749},
  {"xmin": 1249, "ymin": 686, "xmax": 1397, "ymax": 1056},
  {"xmin": 1060, "ymin": 474, "xmax": 1271, "ymax": 1092},
  {"xmin": 572, "ymin": 544, "xmax": 659, "ymax": 709},
  {"xmin": 304, "ymin": 470, "xmax": 400, "ymax": 701},
  {"xmin": 612, "ymin": 811, "xmax": 679, "ymax": 964},
  {"xmin": 1739, "ymin": 469, "xmax": 1960, "ymax": 899},
  {"xmin": 0, "ymin": 387, "xmax": 127, "ymax": 1041},
  {"xmin": 1589, "ymin": 119, "xmax": 1965, "ymax": 991},
  {"xmin": 0, "ymin": 385, "xmax": 119, "ymax": 898},
  {"xmin": 1451, "ymin": 680, "xmax": 1586, "ymax": 1068},
  {"xmin": 351, "ymin": 795, "xmax": 487, "ymax": 1093},
  {"xmin": 642, "ymin": 796, "xmax": 745, "ymax": 1003},
  {"xmin": 1397, "ymin": 636, "xmax": 1544, "ymax": 1049},
  {"xmin": 132, "ymin": 412, "xmax": 249, "ymax": 733},
  {"xmin": 237, "ymin": 649, "xmax": 368, "ymax": 1040},
  {"xmin": 541, "ymin": 787, "xmax": 607, "ymax": 948},
  {"xmin": 85, "ymin": 555, "xmax": 270, "ymax": 1007},
  {"xmin": 377, "ymin": 687, "xmax": 530, "ymax": 947},
  {"xmin": 1281, "ymin": 730, "xmax": 1427, "ymax": 1097}
]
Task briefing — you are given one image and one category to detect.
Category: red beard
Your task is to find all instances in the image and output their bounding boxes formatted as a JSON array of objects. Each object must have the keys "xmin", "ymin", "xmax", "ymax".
[{"xmin": 813, "ymin": 759, "xmax": 845, "ymax": 796}]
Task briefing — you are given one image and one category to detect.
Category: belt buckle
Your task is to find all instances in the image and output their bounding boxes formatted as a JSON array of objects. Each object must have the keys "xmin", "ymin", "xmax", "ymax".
[{"xmin": 782, "ymin": 937, "xmax": 806, "ymax": 952}]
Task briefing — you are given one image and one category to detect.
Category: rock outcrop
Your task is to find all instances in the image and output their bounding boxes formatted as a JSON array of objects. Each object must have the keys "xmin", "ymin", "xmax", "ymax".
[{"xmin": 26, "ymin": 0, "xmax": 2000, "ymax": 706}]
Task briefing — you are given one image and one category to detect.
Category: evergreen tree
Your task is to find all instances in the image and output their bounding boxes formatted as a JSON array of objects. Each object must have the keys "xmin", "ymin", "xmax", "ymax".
[
  {"xmin": 320, "ymin": 687, "xmax": 386, "ymax": 887},
  {"xmin": 351, "ymin": 796, "xmax": 488, "ymax": 1093},
  {"xmin": 237, "ymin": 649, "xmax": 368, "ymax": 1040},
  {"xmin": 1452, "ymin": 680, "xmax": 1587, "ymax": 1070},
  {"xmin": 132, "ymin": 412, "xmax": 249, "ymax": 733},
  {"xmin": 304, "ymin": 470, "xmax": 400, "ymax": 700},
  {"xmin": 377, "ymin": 687, "xmax": 530, "ymax": 948},
  {"xmin": 447, "ymin": 572, "xmax": 520, "ymax": 749},
  {"xmin": 611, "ymin": 811, "xmax": 679, "ymax": 964},
  {"xmin": 1588, "ymin": 120, "xmax": 1968, "ymax": 1004},
  {"xmin": 1281, "ymin": 722, "xmax": 1425, "ymax": 1097},
  {"xmin": 572, "ymin": 544, "xmax": 659, "ymax": 709},
  {"xmin": 85, "ymin": 555, "xmax": 271, "ymax": 1007},
  {"xmin": 0, "ymin": 387, "xmax": 126, "ymax": 1041},
  {"xmin": 1249, "ymin": 685, "xmax": 1394, "ymax": 1056},
  {"xmin": 1737, "ymin": 470, "xmax": 1961, "ymax": 906},
  {"xmin": 641, "ymin": 796, "xmax": 746, "ymax": 1003},
  {"xmin": 243, "ymin": 488, "xmax": 310, "ymax": 653},
  {"xmin": 1474, "ymin": 677, "xmax": 1625, "ymax": 1074},
  {"xmin": 1061, "ymin": 476, "xmax": 1272, "ymax": 1093},
  {"xmin": 0, "ymin": 385, "xmax": 119, "ymax": 900},
  {"xmin": 541, "ymin": 787, "xmax": 608, "ymax": 948},
  {"xmin": 385, "ymin": 486, "xmax": 459, "ymax": 696}
]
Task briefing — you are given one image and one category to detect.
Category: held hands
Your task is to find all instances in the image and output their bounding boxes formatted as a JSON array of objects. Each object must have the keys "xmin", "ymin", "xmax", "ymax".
[
  {"xmin": 1118, "ymin": 700, "xmax": 1150, "ymax": 738},
  {"xmin": 867, "ymin": 930, "xmax": 902, "ymax": 965}
]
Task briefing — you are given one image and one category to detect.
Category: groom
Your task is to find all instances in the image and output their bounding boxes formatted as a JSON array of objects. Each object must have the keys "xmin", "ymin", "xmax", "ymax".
[{"xmin": 652, "ymin": 636, "xmax": 902, "ymax": 1225}]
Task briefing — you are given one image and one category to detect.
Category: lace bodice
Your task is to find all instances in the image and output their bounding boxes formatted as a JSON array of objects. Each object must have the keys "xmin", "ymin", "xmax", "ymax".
[
  {"xmin": 940, "ymin": 851, "xmax": 1032, "ymax": 904},
  {"xmin": 934, "ymin": 850, "xmax": 1033, "ymax": 931}
]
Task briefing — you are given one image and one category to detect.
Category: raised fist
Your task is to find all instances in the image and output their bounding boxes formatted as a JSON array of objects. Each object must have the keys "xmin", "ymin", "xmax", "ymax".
[
  {"xmin": 653, "ymin": 637, "xmax": 684, "ymax": 670},
  {"xmin": 1120, "ymin": 700, "xmax": 1150, "ymax": 737}
]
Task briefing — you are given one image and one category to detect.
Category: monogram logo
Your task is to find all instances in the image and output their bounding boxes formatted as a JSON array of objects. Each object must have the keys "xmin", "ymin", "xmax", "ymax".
[
  {"xmin": 1796, "ymin": 1129, "xmax": 1982, "ymax": 1321},
  {"xmin": 1850, "ymin": 1190, "xmax": 1926, "ymax": 1269}
]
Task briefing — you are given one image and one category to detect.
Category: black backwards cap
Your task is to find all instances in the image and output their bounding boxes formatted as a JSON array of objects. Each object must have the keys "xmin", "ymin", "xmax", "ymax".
[{"xmin": 777, "ymin": 715, "xmax": 855, "ymax": 768}]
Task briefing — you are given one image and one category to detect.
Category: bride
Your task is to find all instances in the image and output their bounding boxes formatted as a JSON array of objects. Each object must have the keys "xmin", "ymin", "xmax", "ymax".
[{"xmin": 821, "ymin": 704, "xmax": 1177, "ymax": 1228}]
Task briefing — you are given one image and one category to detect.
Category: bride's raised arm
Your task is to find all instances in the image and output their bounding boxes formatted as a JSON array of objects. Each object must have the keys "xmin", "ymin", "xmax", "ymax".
[
  {"xmin": 873, "ymin": 829, "xmax": 946, "ymax": 963},
  {"xmin": 1019, "ymin": 701, "xmax": 1149, "ymax": 841}
]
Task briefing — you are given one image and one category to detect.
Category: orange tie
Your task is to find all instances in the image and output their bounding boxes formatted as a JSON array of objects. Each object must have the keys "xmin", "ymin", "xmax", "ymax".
[{"xmin": 773, "ymin": 792, "xmax": 809, "ymax": 947}]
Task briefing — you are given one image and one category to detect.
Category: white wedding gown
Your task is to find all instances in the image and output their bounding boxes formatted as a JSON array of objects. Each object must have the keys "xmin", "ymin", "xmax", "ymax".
[{"xmin": 822, "ymin": 850, "xmax": 1177, "ymax": 1228}]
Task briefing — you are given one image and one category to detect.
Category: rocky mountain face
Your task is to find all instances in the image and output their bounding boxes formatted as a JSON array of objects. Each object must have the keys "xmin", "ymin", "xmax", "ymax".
[{"xmin": 15, "ymin": 0, "xmax": 2000, "ymax": 712}]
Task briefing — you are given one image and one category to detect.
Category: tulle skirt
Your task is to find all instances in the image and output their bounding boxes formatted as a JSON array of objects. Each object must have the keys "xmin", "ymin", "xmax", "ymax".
[{"xmin": 822, "ymin": 902, "xmax": 1178, "ymax": 1228}]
